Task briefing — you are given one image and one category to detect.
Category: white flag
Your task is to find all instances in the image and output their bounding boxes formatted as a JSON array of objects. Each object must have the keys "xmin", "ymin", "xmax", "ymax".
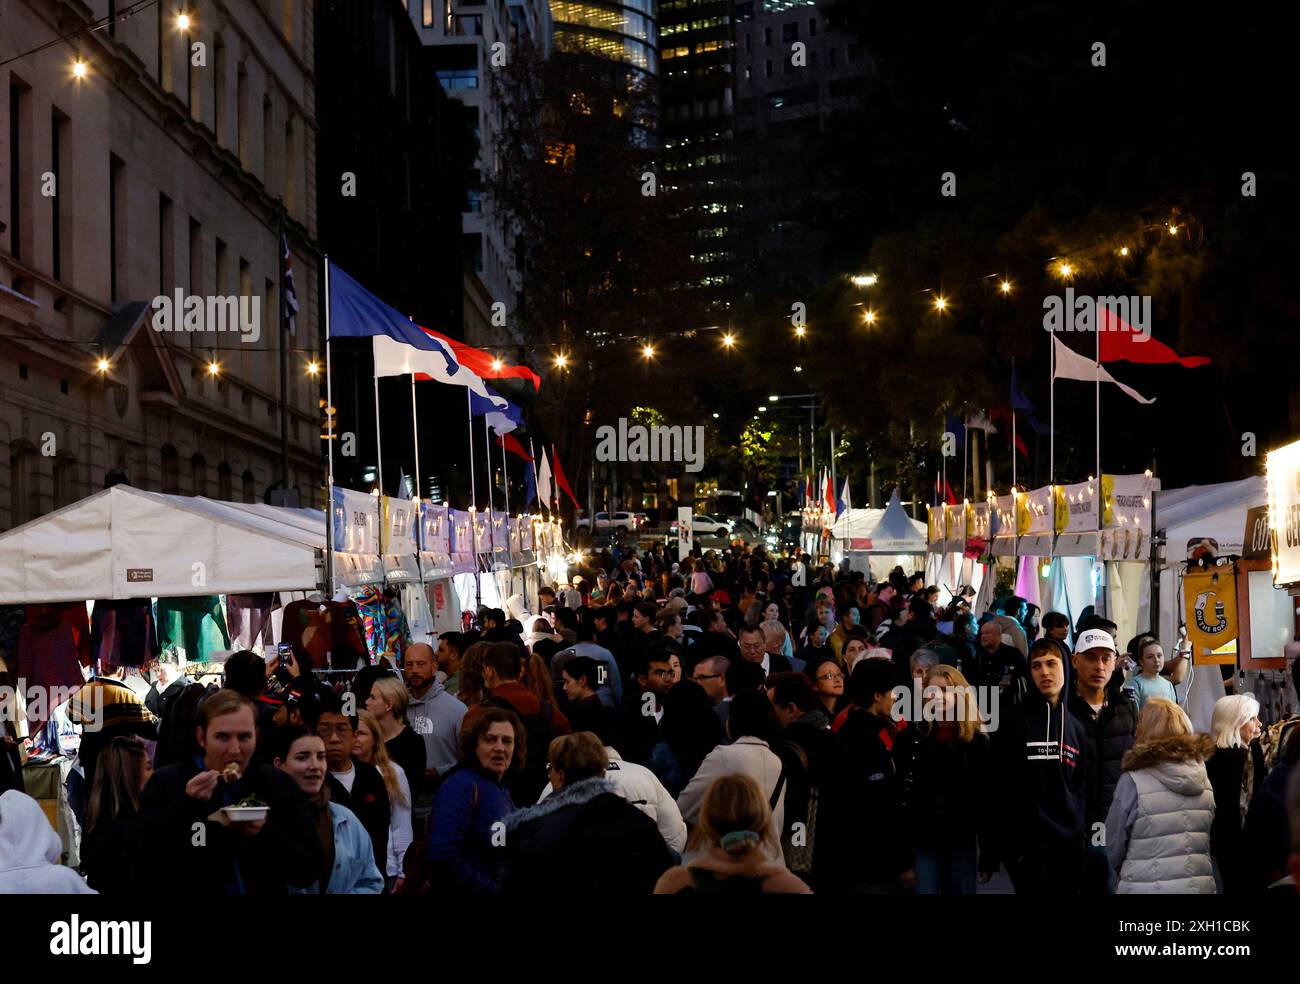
[
  {"xmin": 1051, "ymin": 334, "xmax": 1155, "ymax": 405},
  {"xmin": 840, "ymin": 478, "xmax": 851, "ymax": 513},
  {"xmin": 371, "ymin": 336, "xmax": 505, "ymax": 406},
  {"xmin": 537, "ymin": 450, "xmax": 554, "ymax": 510}
]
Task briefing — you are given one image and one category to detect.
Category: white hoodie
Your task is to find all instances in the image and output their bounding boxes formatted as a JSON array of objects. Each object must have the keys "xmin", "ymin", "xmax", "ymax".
[{"xmin": 0, "ymin": 790, "xmax": 96, "ymax": 894}]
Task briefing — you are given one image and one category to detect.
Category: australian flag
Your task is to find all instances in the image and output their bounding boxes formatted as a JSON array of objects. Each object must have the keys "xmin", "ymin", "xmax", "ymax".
[{"xmin": 282, "ymin": 234, "xmax": 299, "ymax": 337}]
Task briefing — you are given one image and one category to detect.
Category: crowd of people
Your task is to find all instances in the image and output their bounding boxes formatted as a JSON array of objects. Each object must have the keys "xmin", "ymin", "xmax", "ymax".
[{"xmin": 2, "ymin": 539, "xmax": 1299, "ymax": 897}]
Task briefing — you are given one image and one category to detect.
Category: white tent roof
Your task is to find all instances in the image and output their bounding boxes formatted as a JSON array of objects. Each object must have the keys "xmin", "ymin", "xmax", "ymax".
[
  {"xmin": 831, "ymin": 491, "xmax": 928, "ymax": 553},
  {"xmin": 828, "ymin": 507, "xmax": 884, "ymax": 540},
  {"xmin": 0, "ymin": 485, "xmax": 322, "ymax": 603},
  {"xmin": 1155, "ymin": 476, "xmax": 1265, "ymax": 561}
]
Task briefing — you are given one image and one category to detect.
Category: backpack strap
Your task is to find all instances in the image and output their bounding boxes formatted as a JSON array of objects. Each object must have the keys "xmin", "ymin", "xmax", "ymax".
[{"xmin": 769, "ymin": 766, "xmax": 786, "ymax": 810}]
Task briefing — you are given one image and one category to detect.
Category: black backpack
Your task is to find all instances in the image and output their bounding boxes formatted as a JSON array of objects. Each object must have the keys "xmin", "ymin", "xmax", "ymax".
[{"xmin": 481, "ymin": 694, "xmax": 561, "ymax": 806}]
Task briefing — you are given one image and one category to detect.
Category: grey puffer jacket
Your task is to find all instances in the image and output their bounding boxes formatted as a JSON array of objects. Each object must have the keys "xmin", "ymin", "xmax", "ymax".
[{"xmin": 1104, "ymin": 734, "xmax": 1216, "ymax": 894}]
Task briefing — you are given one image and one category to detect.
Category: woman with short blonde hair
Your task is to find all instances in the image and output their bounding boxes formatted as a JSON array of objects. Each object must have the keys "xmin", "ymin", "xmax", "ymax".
[
  {"xmin": 1207, "ymin": 694, "xmax": 1265, "ymax": 894},
  {"xmin": 364, "ymin": 675, "xmax": 426, "ymax": 810}
]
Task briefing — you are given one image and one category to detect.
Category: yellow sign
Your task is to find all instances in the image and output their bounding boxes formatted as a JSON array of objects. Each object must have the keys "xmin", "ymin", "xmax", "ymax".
[
  {"xmin": 1101, "ymin": 474, "xmax": 1116, "ymax": 526},
  {"xmin": 1183, "ymin": 566, "xmax": 1238, "ymax": 651},
  {"xmin": 1015, "ymin": 491, "xmax": 1031, "ymax": 535},
  {"xmin": 1053, "ymin": 485, "xmax": 1069, "ymax": 534}
]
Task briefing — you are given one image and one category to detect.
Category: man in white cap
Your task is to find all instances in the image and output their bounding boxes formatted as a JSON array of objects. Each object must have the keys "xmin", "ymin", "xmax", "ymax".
[{"xmin": 1065, "ymin": 627, "xmax": 1137, "ymax": 893}]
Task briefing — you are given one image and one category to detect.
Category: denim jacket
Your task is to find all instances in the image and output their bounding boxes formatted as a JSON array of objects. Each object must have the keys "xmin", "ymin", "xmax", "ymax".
[{"xmin": 288, "ymin": 803, "xmax": 384, "ymax": 895}]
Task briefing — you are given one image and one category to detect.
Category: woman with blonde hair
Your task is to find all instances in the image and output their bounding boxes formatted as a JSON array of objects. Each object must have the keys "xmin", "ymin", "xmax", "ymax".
[
  {"xmin": 1103, "ymin": 698, "xmax": 1216, "ymax": 893},
  {"xmin": 354, "ymin": 709, "xmax": 413, "ymax": 892},
  {"xmin": 655, "ymin": 774, "xmax": 811, "ymax": 894},
  {"xmin": 891, "ymin": 665, "xmax": 992, "ymax": 893},
  {"xmin": 1207, "ymin": 693, "xmax": 1265, "ymax": 894},
  {"xmin": 365, "ymin": 675, "xmax": 426, "ymax": 804}
]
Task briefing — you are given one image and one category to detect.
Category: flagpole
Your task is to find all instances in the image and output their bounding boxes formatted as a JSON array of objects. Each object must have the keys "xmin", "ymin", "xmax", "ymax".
[
  {"xmin": 484, "ymin": 416, "xmax": 497, "ymax": 562},
  {"xmin": 277, "ymin": 202, "xmax": 289, "ymax": 495},
  {"xmin": 324, "ymin": 256, "xmax": 336, "ymax": 595},
  {"xmin": 829, "ymin": 429, "xmax": 837, "ymax": 518},
  {"xmin": 500, "ymin": 431, "xmax": 512, "ymax": 557},
  {"xmin": 1050, "ymin": 334, "xmax": 1056, "ymax": 486},
  {"xmin": 1011, "ymin": 358, "xmax": 1017, "ymax": 492},
  {"xmin": 1095, "ymin": 317, "xmax": 1101, "ymax": 480},
  {"xmin": 963, "ymin": 422, "xmax": 969, "ymax": 500},
  {"xmin": 410, "ymin": 374, "xmax": 422, "ymax": 501},
  {"xmin": 529, "ymin": 436, "xmax": 541, "ymax": 515},
  {"xmin": 467, "ymin": 388, "xmax": 480, "ymax": 609},
  {"xmin": 373, "ymin": 372, "xmax": 385, "ymax": 498}
]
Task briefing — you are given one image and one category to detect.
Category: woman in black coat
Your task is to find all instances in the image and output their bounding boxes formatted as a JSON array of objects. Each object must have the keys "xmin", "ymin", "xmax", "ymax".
[
  {"xmin": 80, "ymin": 737, "xmax": 152, "ymax": 893},
  {"xmin": 1207, "ymin": 694, "xmax": 1266, "ymax": 894},
  {"xmin": 891, "ymin": 665, "xmax": 992, "ymax": 894}
]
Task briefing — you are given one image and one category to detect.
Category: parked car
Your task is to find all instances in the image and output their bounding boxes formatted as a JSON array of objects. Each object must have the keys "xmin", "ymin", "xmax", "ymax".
[
  {"xmin": 669, "ymin": 514, "xmax": 730, "ymax": 538},
  {"xmin": 575, "ymin": 511, "xmax": 644, "ymax": 534}
]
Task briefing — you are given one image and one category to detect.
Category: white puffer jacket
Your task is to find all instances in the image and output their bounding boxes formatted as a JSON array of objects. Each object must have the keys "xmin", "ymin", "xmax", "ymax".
[{"xmin": 1103, "ymin": 734, "xmax": 1217, "ymax": 894}]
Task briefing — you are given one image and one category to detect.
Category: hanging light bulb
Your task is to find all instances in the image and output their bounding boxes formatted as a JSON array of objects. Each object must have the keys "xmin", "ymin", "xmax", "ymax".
[
  {"xmin": 999, "ymin": 280, "xmax": 1012, "ymax": 294},
  {"xmin": 491, "ymin": 358, "xmax": 504, "ymax": 371},
  {"xmin": 933, "ymin": 295, "xmax": 947, "ymax": 312},
  {"xmin": 306, "ymin": 360, "xmax": 320, "ymax": 377},
  {"xmin": 72, "ymin": 57, "xmax": 88, "ymax": 80},
  {"xmin": 96, "ymin": 356, "xmax": 111, "ymax": 373}
]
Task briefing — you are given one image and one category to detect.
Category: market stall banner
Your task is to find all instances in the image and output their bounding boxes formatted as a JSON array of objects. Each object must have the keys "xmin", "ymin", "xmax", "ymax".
[
  {"xmin": 966, "ymin": 501, "xmax": 991, "ymax": 557},
  {"xmin": 1054, "ymin": 480, "xmax": 1099, "ymax": 535},
  {"xmin": 1183, "ymin": 565, "xmax": 1239, "ymax": 650},
  {"xmin": 332, "ymin": 487, "xmax": 380, "ymax": 555},
  {"xmin": 1099, "ymin": 473, "xmax": 1157, "ymax": 561},
  {"xmin": 449, "ymin": 509, "xmax": 475, "ymax": 573},
  {"xmin": 927, "ymin": 505, "xmax": 945, "ymax": 551},
  {"xmin": 1023, "ymin": 487, "xmax": 1053, "ymax": 536},
  {"xmin": 383, "ymin": 496, "xmax": 418, "ymax": 557},
  {"xmin": 943, "ymin": 503, "xmax": 966, "ymax": 552},
  {"xmin": 991, "ymin": 494, "xmax": 1018, "ymax": 556},
  {"xmin": 418, "ymin": 501, "xmax": 451, "ymax": 557},
  {"xmin": 492, "ymin": 511, "xmax": 509, "ymax": 554},
  {"xmin": 1267, "ymin": 438, "xmax": 1300, "ymax": 585},
  {"xmin": 522, "ymin": 517, "xmax": 535, "ymax": 552}
]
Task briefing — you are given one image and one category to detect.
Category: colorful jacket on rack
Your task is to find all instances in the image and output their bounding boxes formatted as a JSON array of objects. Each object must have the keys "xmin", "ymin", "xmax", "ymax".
[{"xmin": 281, "ymin": 600, "xmax": 368, "ymax": 669}]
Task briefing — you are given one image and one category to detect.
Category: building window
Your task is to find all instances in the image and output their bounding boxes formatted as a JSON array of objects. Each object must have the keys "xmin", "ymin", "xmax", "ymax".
[
  {"xmin": 9, "ymin": 81, "xmax": 27, "ymax": 261},
  {"xmin": 54, "ymin": 457, "xmax": 78, "ymax": 509},
  {"xmin": 809, "ymin": 18, "xmax": 817, "ymax": 36},
  {"xmin": 9, "ymin": 447, "xmax": 40, "ymax": 527},
  {"xmin": 783, "ymin": 22, "xmax": 798, "ymax": 42},
  {"xmin": 51, "ymin": 110, "xmax": 69, "ymax": 281},
  {"xmin": 192, "ymin": 453, "xmax": 207, "ymax": 497},
  {"xmin": 765, "ymin": 60, "xmax": 773, "ymax": 78},
  {"xmin": 764, "ymin": 27, "xmax": 771, "ymax": 45},
  {"xmin": 161, "ymin": 445, "xmax": 180, "ymax": 494},
  {"xmin": 284, "ymin": 117, "xmax": 297, "ymax": 214},
  {"xmin": 745, "ymin": 65, "xmax": 751, "ymax": 80},
  {"xmin": 262, "ymin": 93, "xmax": 275, "ymax": 190},
  {"xmin": 215, "ymin": 237, "xmax": 228, "ymax": 294},
  {"xmin": 189, "ymin": 217, "xmax": 202, "ymax": 295},
  {"xmin": 436, "ymin": 69, "xmax": 479, "ymax": 90},
  {"xmin": 242, "ymin": 469, "xmax": 255, "ymax": 503},
  {"xmin": 423, "ymin": 0, "xmax": 434, "ymax": 27},
  {"xmin": 159, "ymin": 193, "xmax": 174, "ymax": 296},
  {"xmin": 237, "ymin": 63, "xmax": 250, "ymax": 167},
  {"xmin": 830, "ymin": 47, "xmax": 838, "ymax": 66},
  {"xmin": 217, "ymin": 462, "xmax": 232, "ymax": 500},
  {"xmin": 214, "ymin": 36, "xmax": 226, "ymax": 143},
  {"xmin": 110, "ymin": 155, "xmax": 125, "ymax": 301}
]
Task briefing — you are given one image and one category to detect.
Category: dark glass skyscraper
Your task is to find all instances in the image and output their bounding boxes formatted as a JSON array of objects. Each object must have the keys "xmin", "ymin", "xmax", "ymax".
[{"xmin": 550, "ymin": 0, "xmax": 660, "ymax": 79}]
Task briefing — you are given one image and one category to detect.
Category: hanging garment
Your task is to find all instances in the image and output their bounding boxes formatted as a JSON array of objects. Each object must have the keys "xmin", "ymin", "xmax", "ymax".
[
  {"xmin": 0, "ymin": 605, "xmax": 27, "ymax": 660},
  {"xmin": 156, "ymin": 596, "xmax": 231, "ymax": 661},
  {"xmin": 382, "ymin": 593, "xmax": 412, "ymax": 661},
  {"xmin": 352, "ymin": 587, "xmax": 388, "ymax": 658},
  {"xmin": 280, "ymin": 600, "xmax": 368, "ymax": 670},
  {"xmin": 24, "ymin": 603, "xmax": 91, "ymax": 667},
  {"xmin": 15, "ymin": 607, "xmax": 88, "ymax": 730},
  {"xmin": 226, "ymin": 593, "xmax": 277, "ymax": 649},
  {"xmin": 90, "ymin": 599, "xmax": 160, "ymax": 667}
]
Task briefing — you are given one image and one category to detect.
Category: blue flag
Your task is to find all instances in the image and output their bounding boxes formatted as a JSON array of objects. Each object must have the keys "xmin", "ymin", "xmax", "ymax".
[
  {"xmin": 469, "ymin": 385, "xmax": 525, "ymax": 436},
  {"xmin": 1010, "ymin": 366, "xmax": 1049, "ymax": 434}
]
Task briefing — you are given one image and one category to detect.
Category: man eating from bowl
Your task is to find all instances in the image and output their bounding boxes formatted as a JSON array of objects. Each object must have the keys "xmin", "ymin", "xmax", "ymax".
[{"xmin": 135, "ymin": 688, "xmax": 324, "ymax": 894}]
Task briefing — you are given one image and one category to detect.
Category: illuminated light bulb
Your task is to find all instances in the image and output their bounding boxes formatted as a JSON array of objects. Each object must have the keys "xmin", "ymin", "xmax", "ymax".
[
  {"xmin": 997, "ymin": 280, "xmax": 1012, "ymax": 294},
  {"xmin": 933, "ymin": 295, "xmax": 947, "ymax": 312},
  {"xmin": 96, "ymin": 357, "xmax": 111, "ymax": 373},
  {"xmin": 721, "ymin": 332, "xmax": 736, "ymax": 348},
  {"xmin": 794, "ymin": 325, "xmax": 806, "ymax": 337},
  {"xmin": 177, "ymin": 13, "xmax": 192, "ymax": 31},
  {"xmin": 1168, "ymin": 224, "xmax": 1178, "ymax": 236},
  {"xmin": 491, "ymin": 358, "xmax": 504, "ymax": 371},
  {"xmin": 863, "ymin": 309, "xmax": 877, "ymax": 325},
  {"xmin": 712, "ymin": 412, "xmax": 719, "ymax": 418},
  {"xmin": 641, "ymin": 343, "xmax": 655, "ymax": 359},
  {"xmin": 72, "ymin": 59, "xmax": 88, "ymax": 79},
  {"xmin": 207, "ymin": 360, "xmax": 220, "ymax": 377},
  {"xmin": 1119, "ymin": 246, "xmax": 1130, "ymax": 257},
  {"xmin": 553, "ymin": 353, "xmax": 569, "ymax": 369},
  {"xmin": 1058, "ymin": 262, "xmax": 1073, "ymax": 279},
  {"xmin": 306, "ymin": 361, "xmax": 320, "ymax": 376}
]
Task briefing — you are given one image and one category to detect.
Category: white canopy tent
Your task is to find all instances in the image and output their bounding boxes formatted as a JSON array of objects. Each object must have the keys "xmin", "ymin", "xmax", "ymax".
[
  {"xmin": 836, "ymin": 491, "xmax": 928, "ymax": 581},
  {"xmin": 0, "ymin": 485, "xmax": 322, "ymax": 603},
  {"xmin": 1152, "ymin": 476, "xmax": 1268, "ymax": 732}
]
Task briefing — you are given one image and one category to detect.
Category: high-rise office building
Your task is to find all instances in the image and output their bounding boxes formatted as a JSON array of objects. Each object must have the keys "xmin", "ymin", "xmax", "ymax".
[
  {"xmin": 549, "ymin": 1, "xmax": 660, "ymax": 82},
  {"xmin": 732, "ymin": 0, "xmax": 874, "ymax": 302},
  {"xmin": 405, "ymin": 0, "xmax": 553, "ymax": 349}
]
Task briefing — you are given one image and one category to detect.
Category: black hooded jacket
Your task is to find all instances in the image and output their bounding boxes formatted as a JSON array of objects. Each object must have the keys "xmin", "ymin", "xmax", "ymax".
[
  {"xmin": 1066, "ymin": 686, "xmax": 1137, "ymax": 829},
  {"xmin": 983, "ymin": 688, "xmax": 1087, "ymax": 873}
]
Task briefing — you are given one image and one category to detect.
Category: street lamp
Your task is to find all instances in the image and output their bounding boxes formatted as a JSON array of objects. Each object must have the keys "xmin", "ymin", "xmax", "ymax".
[
  {"xmin": 491, "ymin": 358, "xmax": 504, "ymax": 371},
  {"xmin": 933, "ymin": 295, "xmax": 947, "ymax": 312},
  {"xmin": 95, "ymin": 356, "xmax": 110, "ymax": 373},
  {"xmin": 553, "ymin": 352, "xmax": 569, "ymax": 369},
  {"xmin": 306, "ymin": 360, "xmax": 320, "ymax": 377},
  {"xmin": 721, "ymin": 332, "xmax": 736, "ymax": 348},
  {"xmin": 862, "ymin": 309, "xmax": 877, "ymax": 325},
  {"xmin": 999, "ymin": 280, "xmax": 1012, "ymax": 294},
  {"xmin": 640, "ymin": 343, "xmax": 655, "ymax": 360}
]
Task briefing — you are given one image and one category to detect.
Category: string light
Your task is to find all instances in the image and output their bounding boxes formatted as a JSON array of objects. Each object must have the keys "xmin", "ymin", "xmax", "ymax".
[
  {"xmin": 177, "ymin": 12, "xmax": 191, "ymax": 30},
  {"xmin": 794, "ymin": 325, "xmax": 806, "ymax": 338},
  {"xmin": 1167, "ymin": 224, "xmax": 1179, "ymax": 236},
  {"xmin": 721, "ymin": 332, "xmax": 736, "ymax": 348},
  {"xmin": 207, "ymin": 359, "xmax": 221, "ymax": 377},
  {"xmin": 640, "ymin": 343, "xmax": 655, "ymax": 360},
  {"xmin": 1056, "ymin": 261, "xmax": 1074, "ymax": 280},
  {"xmin": 999, "ymin": 280, "xmax": 1012, "ymax": 294},
  {"xmin": 553, "ymin": 353, "xmax": 569, "ymax": 369},
  {"xmin": 1119, "ymin": 246, "xmax": 1130, "ymax": 257},
  {"xmin": 72, "ymin": 57, "xmax": 88, "ymax": 79},
  {"xmin": 491, "ymin": 358, "xmax": 504, "ymax": 371},
  {"xmin": 95, "ymin": 357, "xmax": 110, "ymax": 373},
  {"xmin": 306, "ymin": 360, "xmax": 320, "ymax": 377},
  {"xmin": 933, "ymin": 295, "xmax": 947, "ymax": 312},
  {"xmin": 862, "ymin": 309, "xmax": 877, "ymax": 325},
  {"xmin": 850, "ymin": 274, "xmax": 878, "ymax": 287}
]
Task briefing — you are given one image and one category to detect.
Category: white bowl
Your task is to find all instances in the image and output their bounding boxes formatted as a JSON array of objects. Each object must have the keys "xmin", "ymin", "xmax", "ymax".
[{"xmin": 221, "ymin": 805, "xmax": 269, "ymax": 823}]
